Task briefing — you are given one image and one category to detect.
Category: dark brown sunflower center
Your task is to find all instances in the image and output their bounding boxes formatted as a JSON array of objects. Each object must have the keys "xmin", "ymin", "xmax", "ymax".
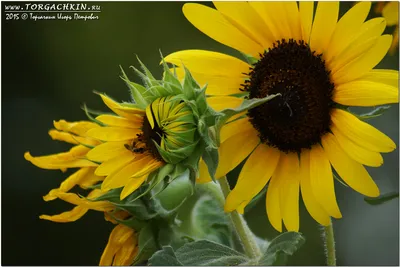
[
  {"xmin": 124, "ymin": 115, "xmax": 164, "ymax": 161},
  {"xmin": 243, "ymin": 39, "xmax": 335, "ymax": 153}
]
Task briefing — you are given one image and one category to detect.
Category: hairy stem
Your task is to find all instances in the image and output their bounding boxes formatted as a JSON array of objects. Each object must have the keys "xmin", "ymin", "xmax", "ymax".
[
  {"xmin": 218, "ymin": 176, "xmax": 262, "ymax": 259},
  {"xmin": 323, "ymin": 218, "xmax": 337, "ymax": 266}
]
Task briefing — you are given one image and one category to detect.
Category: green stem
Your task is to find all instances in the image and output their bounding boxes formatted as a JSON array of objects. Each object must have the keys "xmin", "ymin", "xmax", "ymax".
[
  {"xmin": 218, "ymin": 176, "xmax": 262, "ymax": 259},
  {"xmin": 323, "ymin": 218, "xmax": 337, "ymax": 266}
]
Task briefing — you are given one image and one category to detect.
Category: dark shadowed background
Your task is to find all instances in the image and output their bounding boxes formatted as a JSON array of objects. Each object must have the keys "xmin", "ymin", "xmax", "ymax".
[{"xmin": 2, "ymin": 1, "xmax": 399, "ymax": 265}]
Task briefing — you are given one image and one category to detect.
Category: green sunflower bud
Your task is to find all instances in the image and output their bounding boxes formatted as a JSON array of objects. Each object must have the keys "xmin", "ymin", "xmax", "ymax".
[{"xmin": 144, "ymin": 95, "xmax": 198, "ymax": 164}]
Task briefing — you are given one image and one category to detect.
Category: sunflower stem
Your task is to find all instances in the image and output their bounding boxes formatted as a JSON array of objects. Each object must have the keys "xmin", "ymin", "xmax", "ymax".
[
  {"xmin": 218, "ymin": 176, "xmax": 262, "ymax": 259},
  {"xmin": 322, "ymin": 218, "xmax": 337, "ymax": 266}
]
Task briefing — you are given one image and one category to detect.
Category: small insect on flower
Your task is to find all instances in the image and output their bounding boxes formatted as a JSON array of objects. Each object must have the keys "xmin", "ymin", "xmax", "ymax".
[{"xmin": 166, "ymin": 1, "xmax": 399, "ymax": 232}]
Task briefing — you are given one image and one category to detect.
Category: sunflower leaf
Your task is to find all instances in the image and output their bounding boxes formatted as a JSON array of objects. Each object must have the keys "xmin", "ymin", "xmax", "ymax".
[
  {"xmin": 120, "ymin": 66, "xmax": 148, "ymax": 109},
  {"xmin": 107, "ymin": 213, "xmax": 147, "ymax": 230},
  {"xmin": 81, "ymin": 103, "xmax": 106, "ymax": 126},
  {"xmin": 364, "ymin": 192, "xmax": 399, "ymax": 205},
  {"xmin": 182, "ymin": 64, "xmax": 199, "ymax": 99},
  {"xmin": 135, "ymin": 55, "xmax": 161, "ymax": 87},
  {"xmin": 174, "ymin": 240, "xmax": 249, "ymax": 266},
  {"xmin": 133, "ymin": 224, "xmax": 159, "ymax": 265},
  {"xmin": 160, "ymin": 52, "xmax": 183, "ymax": 92},
  {"xmin": 191, "ymin": 195, "xmax": 232, "ymax": 247},
  {"xmin": 201, "ymin": 147, "xmax": 219, "ymax": 183},
  {"xmin": 151, "ymin": 170, "xmax": 194, "ymax": 217},
  {"xmin": 148, "ymin": 246, "xmax": 183, "ymax": 266},
  {"xmin": 257, "ymin": 232, "xmax": 305, "ymax": 266},
  {"xmin": 214, "ymin": 94, "xmax": 281, "ymax": 146}
]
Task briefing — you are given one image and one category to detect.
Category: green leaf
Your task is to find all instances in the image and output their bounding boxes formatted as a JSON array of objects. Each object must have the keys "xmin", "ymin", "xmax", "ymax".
[
  {"xmin": 191, "ymin": 195, "xmax": 232, "ymax": 246},
  {"xmin": 214, "ymin": 94, "xmax": 281, "ymax": 146},
  {"xmin": 160, "ymin": 52, "xmax": 183, "ymax": 93},
  {"xmin": 129, "ymin": 168, "xmax": 170, "ymax": 202},
  {"xmin": 133, "ymin": 224, "xmax": 158, "ymax": 265},
  {"xmin": 120, "ymin": 66, "xmax": 148, "ymax": 109},
  {"xmin": 175, "ymin": 240, "xmax": 249, "ymax": 266},
  {"xmin": 195, "ymin": 86, "xmax": 209, "ymax": 115},
  {"xmin": 244, "ymin": 185, "xmax": 267, "ymax": 213},
  {"xmin": 182, "ymin": 65, "xmax": 198, "ymax": 99},
  {"xmin": 364, "ymin": 192, "xmax": 399, "ymax": 205},
  {"xmin": 152, "ymin": 170, "xmax": 194, "ymax": 216},
  {"xmin": 156, "ymin": 224, "xmax": 193, "ymax": 250},
  {"xmin": 148, "ymin": 246, "xmax": 183, "ymax": 266},
  {"xmin": 135, "ymin": 56, "xmax": 161, "ymax": 87},
  {"xmin": 81, "ymin": 103, "xmax": 106, "ymax": 126},
  {"xmin": 257, "ymin": 232, "xmax": 305, "ymax": 266},
  {"xmin": 201, "ymin": 147, "xmax": 219, "ymax": 182},
  {"xmin": 107, "ymin": 212, "xmax": 147, "ymax": 230},
  {"xmin": 357, "ymin": 105, "xmax": 391, "ymax": 120}
]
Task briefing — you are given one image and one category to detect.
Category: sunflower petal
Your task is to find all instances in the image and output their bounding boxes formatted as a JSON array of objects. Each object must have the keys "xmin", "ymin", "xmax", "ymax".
[
  {"xmin": 331, "ymin": 125, "xmax": 383, "ymax": 167},
  {"xmin": 309, "ymin": 1, "xmax": 339, "ymax": 54},
  {"xmin": 333, "ymin": 80, "xmax": 398, "ymax": 107},
  {"xmin": 333, "ymin": 35, "xmax": 392, "ymax": 84},
  {"xmin": 382, "ymin": 2, "xmax": 399, "ymax": 26},
  {"xmin": 86, "ymin": 127, "xmax": 141, "ymax": 141},
  {"xmin": 220, "ymin": 118, "xmax": 253, "ymax": 143},
  {"xmin": 266, "ymin": 174, "xmax": 282, "ymax": 232},
  {"xmin": 278, "ymin": 152, "xmax": 300, "ymax": 232},
  {"xmin": 100, "ymin": 224, "xmax": 135, "ymax": 266},
  {"xmin": 360, "ymin": 69, "xmax": 399, "ymax": 88},
  {"xmin": 44, "ymin": 167, "xmax": 91, "ymax": 201},
  {"xmin": 95, "ymin": 150, "xmax": 136, "ymax": 176},
  {"xmin": 113, "ymin": 236, "xmax": 138, "ymax": 266},
  {"xmin": 48, "ymin": 130, "xmax": 96, "ymax": 146},
  {"xmin": 331, "ymin": 109, "xmax": 396, "ymax": 152},
  {"xmin": 282, "ymin": 2, "xmax": 302, "ymax": 40},
  {"xmin": 249, "ymin": 2, "xmax": 294, "ymax": 41},
  {"xmin": 309, "ymin": 145, "xmax": 342, "ymax": 218},
  {"xmin": 87, "ymin": 141, "xmax": 128, "ymax": 162},
  {"xmin": 101, "ymin": 155, "xmax": 151, "ymax": 191},
  {"xmin": 53, "ymin": 120, "xmax": 99, "ymax": 136},
  {"xmin": 182, "ymin": 3, "xmax": 263, "ymax": 56},
  {"xmin": 96, "ymin": 114, "xmax": 142, "ymax": 129},
  {"xmin": 99, "ymin": 94, "xmax": 145, "ymax": 119},
  {"xmin": 165, "ymin": 50, "xmax": 250, "ymax": 95},
  {"xmin": 216, "ymin": 129, "xmax": 260, "ymax": 178},
  {"xmin": 197, "ymin": 158, "xmax": 212, "ymax": 183},
  {"xmin": 322, "ymin": 133, "xmax": 380, "ymax": 197},
  {"xmin": 39, "ymin": 206, "xmax": 88, "ymax": 223},
  {"xmin": 213, "ymin": 2, "xmax": 274, "ymax": 48},
  {"xmin": 55, "ymin": 190, "xmax": 113, "ymax": 211},
  {"xmin": 299, "ymin": 1, "xmax": 314, "ymax": 42},
  {"xmin": 24, "ymin": 146, "xmax": 96, "ymax": 170},
  {"xmin": 299, "ymin": 150, "xmax": 331, "ymax": 226},
  {"xmin": 329, "ymin": 18, "xmax": 386, "ymax": 73},
  {"xmin": 120, "ymin": 175, "xmax": 148, "ymax": 200},
  {"xmin": 225, "ymin": 144, "xmax": 280, "ymax": 212},
  {"xmin": 325, "ymin": 2, "xmax": 371, "ymax": 62}
]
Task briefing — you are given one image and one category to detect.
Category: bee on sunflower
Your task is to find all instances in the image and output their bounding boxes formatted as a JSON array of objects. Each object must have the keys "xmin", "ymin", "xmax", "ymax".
[{"xmin": 166, "ymin": 1, "xmax": 399, "ymax": 232}]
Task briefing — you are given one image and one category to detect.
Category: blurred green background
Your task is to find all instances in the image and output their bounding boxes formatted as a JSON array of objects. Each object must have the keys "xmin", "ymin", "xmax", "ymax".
[{"xmin": 2, "ymin": 1, "xmax": 398, "ymax": 265}]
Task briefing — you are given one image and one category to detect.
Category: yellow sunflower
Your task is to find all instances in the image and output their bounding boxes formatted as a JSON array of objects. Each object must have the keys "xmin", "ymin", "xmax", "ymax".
[
  {"xmin": 375, "ymin": 1, "xmax": 399, "ymax": 54},
  {"xmin": 100, "ymin": 213, "xmax": 139, "ymax": 266},
  {"xmin": 166, "ymin": 1, "xmax": 399, "ymax": 232},
  {"xmin": 26, "ymin": 91, "xmax": 199, "ymax": 200}
]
